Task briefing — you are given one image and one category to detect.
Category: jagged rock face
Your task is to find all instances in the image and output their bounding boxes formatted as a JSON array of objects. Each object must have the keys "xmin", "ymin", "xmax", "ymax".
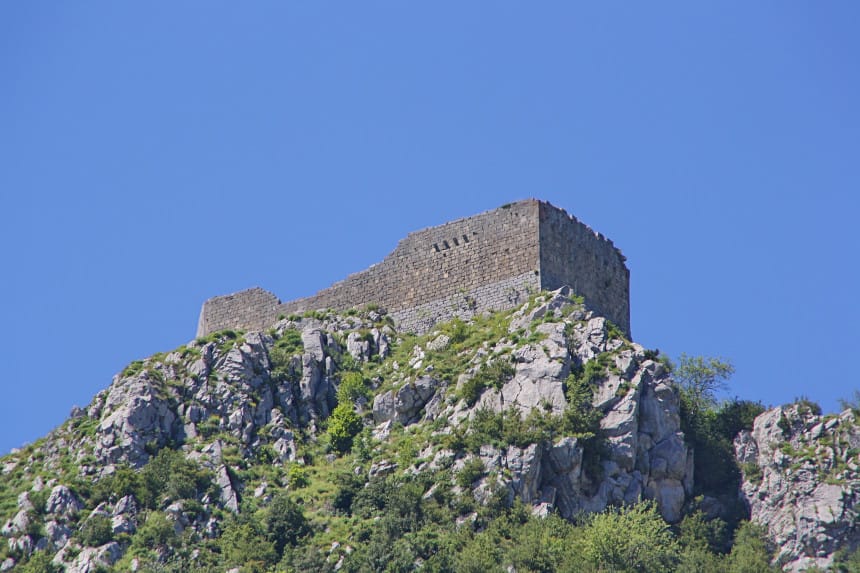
[
  {"xmin": 736, "ymin": 404, "xmax": 860, "ymax": 571},
  {"xmin": 1, "ymin": 290, "xmax": 695, "ymax": 569},
  {"xmin": 373, "ymin": 376, "xmax": 440, "ymax": 425},
  {"xmin": 419, "ymin": 289, "xmax": 692, "ymax": 522},
  {"xmin": 90, "ymin": 324, "xmax": 362, "ymax": 469}
]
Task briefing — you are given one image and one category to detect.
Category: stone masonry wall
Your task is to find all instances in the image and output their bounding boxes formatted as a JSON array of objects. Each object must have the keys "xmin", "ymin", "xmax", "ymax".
[
  {"xmin": 196, "ymin": 200, "xmax": 631, "ymax": 338},
  {"xmin": 197, "ymin": 287, "xmax": 282, "ymax": 337},
  {"xmin": 391, "ymin": 272, "xmax": 539, "ymax": 334},
  {"xmin": 538, "ymin": 203, "xmax": 631, "ymax": 337},
  {"xmin": 277, "ymin": 199, "xmax": 542, "ymax": 320}
]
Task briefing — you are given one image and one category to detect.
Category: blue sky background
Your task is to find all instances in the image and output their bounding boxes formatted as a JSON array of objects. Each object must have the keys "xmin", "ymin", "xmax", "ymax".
[{"xmin": 2, "ymin": 3, "xmax": 858, "ymax": 455}]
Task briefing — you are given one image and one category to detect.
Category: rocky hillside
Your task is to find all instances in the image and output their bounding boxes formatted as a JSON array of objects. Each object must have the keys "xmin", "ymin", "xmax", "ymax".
[
  {"xmin": 736, "ymin": 402, "xmax": 860, "ymax": 571},
  {"xmin": 0, "ymin": 288, "xmax": 855, "ymax": 572}
]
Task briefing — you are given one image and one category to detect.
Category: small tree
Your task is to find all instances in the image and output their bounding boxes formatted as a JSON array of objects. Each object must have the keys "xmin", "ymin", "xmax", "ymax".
[
  {"xmin": 725, "ymin": 521, "xmax": 779, "ymax": 572},
  {"xmin": 674, "ymin": 354, "xmax": 735, "ymax": 418},
  {"xmin": 579, "ymin": 501, "xmax": 680, "ymax": 572},
  {"xmin": 327, "ymin": 402, "xmax": 363, "ymax": 454},
  {"xmin": 78, "ymin": 514, "xmax": 114, "ymax": 547},
  {"xmin": 266, "ymin": 492, "xmax": 310, "ymax": 556}
]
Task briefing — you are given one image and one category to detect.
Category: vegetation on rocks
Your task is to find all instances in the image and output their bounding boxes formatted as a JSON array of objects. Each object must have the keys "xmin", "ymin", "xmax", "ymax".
[{"xmin": 0, "ymin": 290, "xmax": 851, "ymax": 572}]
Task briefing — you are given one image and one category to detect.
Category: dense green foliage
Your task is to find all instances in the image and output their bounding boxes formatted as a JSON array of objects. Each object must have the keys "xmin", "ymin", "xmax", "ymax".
[{"xmin": 91, "ymin": 448, "xmax": 214, "ymax": 510}]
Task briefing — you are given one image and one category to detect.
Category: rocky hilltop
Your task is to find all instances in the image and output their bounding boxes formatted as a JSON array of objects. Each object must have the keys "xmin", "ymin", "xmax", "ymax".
[{"xmin": 0, "ymin": 289, "xmax": 856, "ymax": 572}]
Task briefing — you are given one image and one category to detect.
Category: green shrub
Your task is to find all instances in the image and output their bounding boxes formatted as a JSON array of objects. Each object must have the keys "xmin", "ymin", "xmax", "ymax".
[
  {"xmin": 455, "ymin": 406, "xmax": 561, "ymax": 453},
  {"xmin": 78, "ymin": 514, "xmax": 114, "ymax": 547},
  {"xmin": 562, "ymin": 370, "xmax": 602, "ymax": 437},
  {"xmin": 19, "ymin": 551, "xmax": 60, "ymax": 573},
  {"xmin": 725, "ymin": 521, "xmax": 779, "ymax": 572},
  {"xmin": 220, "ymin": 518, "xmax": 277, "ymax": 572},
  {"xmin": 337, "ymin": 371, "xmax": 370, "ymax": 404},
  {"xmin": 131, "ymin": 512, "xmax": 178, "ymax": 552},
  {"xmin": 327, "ymin": 403, "xmax": 363, "ymax": 454},
  {"xmin": 793, "ymin": 396, "xmax": 822, "ymax": 417},
  {"xmin": 270, "ymin": 329, "xmax": 304, "ymax": 382},
  {"xmin": 28, "ymin": 489, "xmax": 48, "ymax": 516},
  {"xmin": 265, "ymin": 492, "xmax": 310, "ymax": 556},
  {"xmin": 678, "ymin": 510, "xmax": 728, "ymax": 554},
  {"xmin": 130, "ymin": 448, "xmax": 213, "ymax": 509},
  {"xmin": 714, "ymin": 400, "xmax": 765, "ymax": 440},
  {"xmin": 460, "ymin": 359, "xmax": 515, "ymax": 406},
  {"xmin": 580, "ymin": 501, "xmax": 680, "ymax": 572},
  {"xmin": 741, "ymin": 462, "xmax": 763, "ymax": 485},
  {"xmin": 332, "ymin": 471, "xmax": 365, "ymax": 516},
  {"xmin": 286, "ymin": 465, "xmax": 309, "ymax": 490},
  {"xmin": 456, "ymin": 458, "xmax": 485, "ymax": 488},
  {"xmin": 121, "ymin": 360, "xmax": 145, "ymax": 379}
]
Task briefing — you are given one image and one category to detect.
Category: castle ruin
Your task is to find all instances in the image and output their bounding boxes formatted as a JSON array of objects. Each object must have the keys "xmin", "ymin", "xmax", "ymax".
[{"xmin": 197, "ymin": 199, "xmax": 631, "ymax": 338}]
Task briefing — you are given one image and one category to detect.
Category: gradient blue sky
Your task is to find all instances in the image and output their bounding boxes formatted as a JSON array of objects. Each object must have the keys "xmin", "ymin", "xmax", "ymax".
[{"xmin": 2, "ymin": 3, "xmax": 858, "ymax": 455}]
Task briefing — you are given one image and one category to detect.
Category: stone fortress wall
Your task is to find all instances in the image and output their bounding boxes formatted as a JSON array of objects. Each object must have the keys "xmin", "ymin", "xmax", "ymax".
[
  {"xmin": 197, "ymin": 200, "xmax": 630, "ymax": 338},
  {"xmin": 538, "ymin": 202, "xmax": 630, "ymax": 336}
]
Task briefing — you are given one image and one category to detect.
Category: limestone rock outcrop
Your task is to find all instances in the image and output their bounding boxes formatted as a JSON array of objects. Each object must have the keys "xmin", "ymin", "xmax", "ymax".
[
  {"xmin": 402, "ymin": 289, "xmax": 693, "ymax": 522},
  {"xmin": 736, "ymin": 403, "xmax": 860, "ymax": 571}
]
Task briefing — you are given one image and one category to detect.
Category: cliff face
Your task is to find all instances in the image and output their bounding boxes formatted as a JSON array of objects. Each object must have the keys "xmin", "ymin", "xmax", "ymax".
[
  {"xmin": 736, "ymin": 403, "xmax": 860, "ymax": 571},
  {"xmin": 0, "ymin": 289, "xmax": 688, "ymax": 571}
]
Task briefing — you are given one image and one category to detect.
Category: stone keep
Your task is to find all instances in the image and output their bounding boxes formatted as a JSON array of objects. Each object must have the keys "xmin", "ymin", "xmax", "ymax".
[{"xmin": 197, "ymin": 199, "xmax": 631, "ymax": 338}]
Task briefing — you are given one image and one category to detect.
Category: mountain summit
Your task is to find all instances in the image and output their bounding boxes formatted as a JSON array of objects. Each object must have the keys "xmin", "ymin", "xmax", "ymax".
[{"xmin": 1, "ymin": 203, "xmax": 857, "ymax": 572}]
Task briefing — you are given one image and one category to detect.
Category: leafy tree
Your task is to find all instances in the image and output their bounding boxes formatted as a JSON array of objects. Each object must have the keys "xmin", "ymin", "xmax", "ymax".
[
  {"xmin": 507, "ymin": 513, "xmax": 584, "ymax": 573},
  {"xmin": 674, "ymin": 354, "xmax": 735, "ymax": 419},
  {"xmin": 131, "ymin": 512, "xmax": 179, "ymax": 553},
  {"xmin": 725, "ymin": 521, "xmax": 779, "ymax": 572},
  {"xmin": 713, "ymin": 399, "xmax": 765, "ymax": 441},
  {"xmin": 673, "ymin": 355, "xmax": 759, "ymax": 531},
  {"xmin": 327, "ymin": 402, "xmax": 363, "ymax": 454},
  {"xmin": 19, "ymin": 551, "xmax": 61, "ymax": 573},
  {"xmin": 676, "ymin": 547, "xmax": 724, "ymax": 573},
  {"xmin": 678, "ymin": 510, "xmax": 727, "ymax": 554},
  {"xmin": 265, "ymin": 492, "xmax": 310, "ymax": 556},
  {"xmin": 337, "ymin": 371, "xmax": 370, "ymax": 404},
  {"xmin": 579, "ymin": 501, "xmax": 680, "ymax": 573},
  {"xmin": 90, "ymin": 464, "xmax": 141, "ymax": 506},
  {"xmin": 78, "ymin": 513, "xmax": 114, "ymax": 547},
  {"xmin": 220, "ymin": 518, "xmax": 278, "ymax": 573},
  {"xmin": 332, "ymin": 471, "xmax": 365, "ymax": 516},
  {"xmin": 110, "ymin": 448, "xmax": 214, "ymax": 509}
]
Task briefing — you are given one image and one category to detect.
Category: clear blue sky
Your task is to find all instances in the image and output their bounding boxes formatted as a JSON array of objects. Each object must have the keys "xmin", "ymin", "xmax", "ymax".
[{"xmin": 2, "ymin": 3, "xmax": 858, "ymax": 455}]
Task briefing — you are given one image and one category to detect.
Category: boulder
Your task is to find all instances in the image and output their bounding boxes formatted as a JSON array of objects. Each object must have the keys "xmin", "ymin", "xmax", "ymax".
[
  {"xmin": 373, "ymin": 377, "xmax": 439, "ymax": 425},
  {"xmin": 45, "ymin": 485, "xmax": 82, "ymax": 517}
]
